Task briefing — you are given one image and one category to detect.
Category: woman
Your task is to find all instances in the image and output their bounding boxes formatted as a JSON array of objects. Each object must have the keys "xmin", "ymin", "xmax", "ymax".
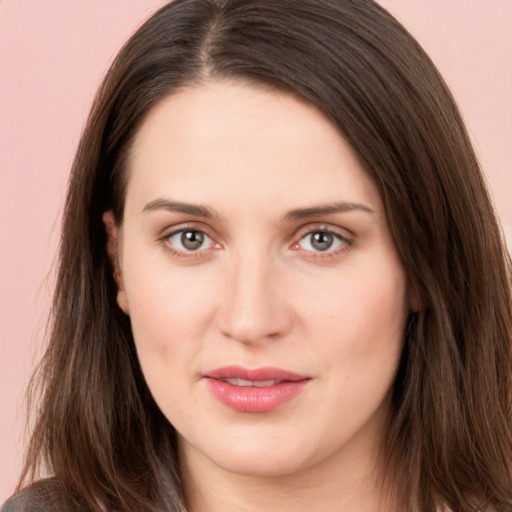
[{"xmin": 3, "ymin": 0, "xmax": 511, "ymax": 511}]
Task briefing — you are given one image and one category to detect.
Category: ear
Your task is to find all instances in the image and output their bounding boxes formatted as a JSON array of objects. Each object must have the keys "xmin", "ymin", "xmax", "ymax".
[{"xmin": 102, "ymin": 210, "xmax": 129, "ymax": 315}]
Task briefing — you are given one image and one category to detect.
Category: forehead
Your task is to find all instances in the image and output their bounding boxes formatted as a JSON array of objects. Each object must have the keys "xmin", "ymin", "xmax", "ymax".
[{"xmin": 125, "ymin": 80, "xmax": 380, "ymax": 214}]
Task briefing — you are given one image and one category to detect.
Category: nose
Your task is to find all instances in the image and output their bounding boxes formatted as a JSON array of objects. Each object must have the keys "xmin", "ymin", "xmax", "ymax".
[{"xmin": 216, "ymin": 249, "xmax": 293, "ymax": 345}]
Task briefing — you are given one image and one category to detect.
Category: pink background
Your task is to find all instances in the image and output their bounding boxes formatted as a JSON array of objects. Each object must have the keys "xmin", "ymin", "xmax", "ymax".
[{"xmin": 1, "ymin": 0, "xmax": 510, "ymax": 501}]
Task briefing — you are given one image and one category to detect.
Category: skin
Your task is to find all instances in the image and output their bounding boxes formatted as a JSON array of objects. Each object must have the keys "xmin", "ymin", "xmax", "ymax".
[{"xmin": 105, "ymin": 80, "xmax": 412, "ymax": 511}]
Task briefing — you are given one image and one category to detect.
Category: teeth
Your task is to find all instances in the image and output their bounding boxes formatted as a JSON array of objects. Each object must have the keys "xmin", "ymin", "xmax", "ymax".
[
  {"xmin": 224, "ymin": 378, "xmax": 253, "ymax": 387},
  {"xmin": 222, "ymin": 378, "xmax": 280, "ymax": 387},
  {"xmin": 253, "ymin": 379, "xmax": 279, "ymax": 387}
]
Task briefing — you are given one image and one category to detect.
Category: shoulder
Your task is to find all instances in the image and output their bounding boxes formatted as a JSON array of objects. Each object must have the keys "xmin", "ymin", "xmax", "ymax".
[{"xmin": 1, "ymin": 479, "xmax": 89, "ymax": 512}]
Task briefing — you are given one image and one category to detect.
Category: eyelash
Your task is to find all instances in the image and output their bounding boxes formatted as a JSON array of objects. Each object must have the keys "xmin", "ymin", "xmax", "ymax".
[
  {"xmin": 159, "ymin": 224, "xmax": 353, "ymax": 260},
  {"xmin": 160, "ymin": 224, "xmax": 219, "ymax": 260},
  {"xmin": 291, "ymin": 225, "xmax": 353, "ymax": 260}
]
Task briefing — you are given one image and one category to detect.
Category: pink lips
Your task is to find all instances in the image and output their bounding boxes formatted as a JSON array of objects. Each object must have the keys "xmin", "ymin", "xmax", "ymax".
[{"xmin": 203, "ymin": 366, "xmax": 310, "ymax": 413}]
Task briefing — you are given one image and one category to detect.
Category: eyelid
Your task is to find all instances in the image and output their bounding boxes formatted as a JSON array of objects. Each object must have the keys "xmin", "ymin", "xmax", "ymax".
[
  {"xmin": 293, "ymin": 223, "xmax": 354, "ymax": 241},
  {"xmin": 159, "ymin": 221, "xmax": 217, "ymax": 240},
  {"xmin": 159, "ymin": 222, "xmax": 222, "ymax": 258},
  {"xmin": 290, "ymin": 223, "xmax": 354, "ymax": 255}
]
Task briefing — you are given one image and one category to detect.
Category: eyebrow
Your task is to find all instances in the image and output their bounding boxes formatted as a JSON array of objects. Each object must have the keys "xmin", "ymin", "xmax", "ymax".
[
  {"xmin": 283, "ymin": 201, "xmax": 374, "ymax": 221},
  {"xmin": 142, "ymin": 199, "xmax": 374, "ymax": 221},
  {"xmin": 142, "ymin": 199, "xmax": 220, "ymax": 219}
]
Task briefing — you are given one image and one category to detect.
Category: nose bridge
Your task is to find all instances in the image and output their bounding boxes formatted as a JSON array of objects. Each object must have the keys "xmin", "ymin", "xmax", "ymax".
[{"xmin": 217, "ymin": 242, "xmax": 290, "ymax": 344}]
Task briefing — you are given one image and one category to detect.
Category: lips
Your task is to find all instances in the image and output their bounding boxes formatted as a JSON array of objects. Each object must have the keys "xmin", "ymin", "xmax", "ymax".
[{"xmin": 203, "ymin": 366, "xmax": 311, "ymax": 413}]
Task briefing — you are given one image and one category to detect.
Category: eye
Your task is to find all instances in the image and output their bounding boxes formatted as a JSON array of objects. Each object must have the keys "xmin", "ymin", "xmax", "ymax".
[
  {"xmin": 166, "ymin": 229, "xmax": 216, "ymax": 252},
  {"xmin": 298, "ymin": 230, "xmax": 347, "ymax": 253}
]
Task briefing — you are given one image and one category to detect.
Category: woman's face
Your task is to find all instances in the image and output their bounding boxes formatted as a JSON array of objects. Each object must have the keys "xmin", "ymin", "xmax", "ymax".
[{"xmin": 111, "ymin": 81, "xmax": 411, "ymax": 480}]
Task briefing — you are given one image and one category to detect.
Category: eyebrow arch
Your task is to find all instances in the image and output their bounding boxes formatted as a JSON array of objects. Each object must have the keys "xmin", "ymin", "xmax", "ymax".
[
  {"xmin": 283, "ymin": 201, "xmax": 374, "ymax": 221},
  {"xmin": 142, "ymin": 199, "xmax": 220, "ymax": 219}
]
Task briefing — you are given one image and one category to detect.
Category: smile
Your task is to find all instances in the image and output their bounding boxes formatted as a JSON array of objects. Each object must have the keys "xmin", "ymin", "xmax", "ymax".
[{"xmin": 203, "ymin": 366, "xmax": 311, "ymax": 413}]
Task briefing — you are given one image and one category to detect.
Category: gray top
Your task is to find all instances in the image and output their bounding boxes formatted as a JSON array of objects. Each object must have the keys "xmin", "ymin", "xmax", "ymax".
[{"xmin": 1, "ymin": 480, "xmax": 89, "ymax": 512}]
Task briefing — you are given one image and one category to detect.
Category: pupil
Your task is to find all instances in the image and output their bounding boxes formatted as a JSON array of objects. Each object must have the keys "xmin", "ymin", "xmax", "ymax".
[
  {"xmin": 311, "ymin": 232, "xmax": 333, "ymax": 251},
  {"xmin": 181, "ymin": 230, "xmax": 204, "ymax": 250}
]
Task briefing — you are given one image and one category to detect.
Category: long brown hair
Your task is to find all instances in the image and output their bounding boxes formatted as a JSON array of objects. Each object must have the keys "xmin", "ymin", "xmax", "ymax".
[{"xmin": 20, "ymin": 1, "xmax": 512, "ymax": 510}]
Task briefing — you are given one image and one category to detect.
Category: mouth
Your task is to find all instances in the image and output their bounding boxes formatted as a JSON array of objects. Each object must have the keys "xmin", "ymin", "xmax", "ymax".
[
  {"xmin": 218, "ymin": 378, "xmax": 283, "ymax": 387},
  {"xmin": 203, "ymin": 366, "xmax": 311, "ymax": 413}
]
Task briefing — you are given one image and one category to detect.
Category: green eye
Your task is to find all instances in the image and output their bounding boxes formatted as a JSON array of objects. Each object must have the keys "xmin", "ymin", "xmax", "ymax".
[
  {"xmin": 310, "ymin": 232, "xmax": 334, "ymax": 251},
  {"xmin": 299, "ymin": 231, "xmax": 345, "ymax": 252},
  {"xmin": 167, "ymin": 229, "xmax": 213, "ymax": 252},
  {"xmin": 181, "ymin": 230, "xmax": 204, "ymax": 250}
]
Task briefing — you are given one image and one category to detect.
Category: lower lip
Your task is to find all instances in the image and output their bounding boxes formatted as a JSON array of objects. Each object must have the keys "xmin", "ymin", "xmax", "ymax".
[{"xmin": 205, "ymin": 378, "xmax": 310, "ymax": 413}]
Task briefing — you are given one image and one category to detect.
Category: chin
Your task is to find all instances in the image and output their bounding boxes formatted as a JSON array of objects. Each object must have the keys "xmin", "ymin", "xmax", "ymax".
[
  {"xmin": 181, "ymin": 428, "xmax": 315, "ymax": 478},
  {"xmin": 213, "ymin": 450, "xmax": 311, "ymax": 479}
]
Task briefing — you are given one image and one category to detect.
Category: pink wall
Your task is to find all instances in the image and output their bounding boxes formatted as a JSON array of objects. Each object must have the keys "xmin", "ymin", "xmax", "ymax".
[{"xmin": 1, "ymin": 0, "xmax": 510, "ymax": 501}]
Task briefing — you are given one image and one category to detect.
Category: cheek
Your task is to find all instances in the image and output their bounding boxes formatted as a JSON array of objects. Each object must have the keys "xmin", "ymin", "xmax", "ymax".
[
  {"xmin": 122, "ymin": 266, "xmax": 219, "ymax": 416},
  {"xmin": 301, "ymin": 257, "xmax": 408, "ymax": 374},
  {"xmin": 307, "ymin": 269, "xmax": 408, "ymax": 433},
  {"xmin": 122, "ymin": 254, "xmax": 221, "ymax": 368}
]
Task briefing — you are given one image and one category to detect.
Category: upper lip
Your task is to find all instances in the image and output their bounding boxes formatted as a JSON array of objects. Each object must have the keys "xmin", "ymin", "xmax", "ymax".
[{"xmin": 203, "ymin": 365, "xmax": 309, "ymax": 382}]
